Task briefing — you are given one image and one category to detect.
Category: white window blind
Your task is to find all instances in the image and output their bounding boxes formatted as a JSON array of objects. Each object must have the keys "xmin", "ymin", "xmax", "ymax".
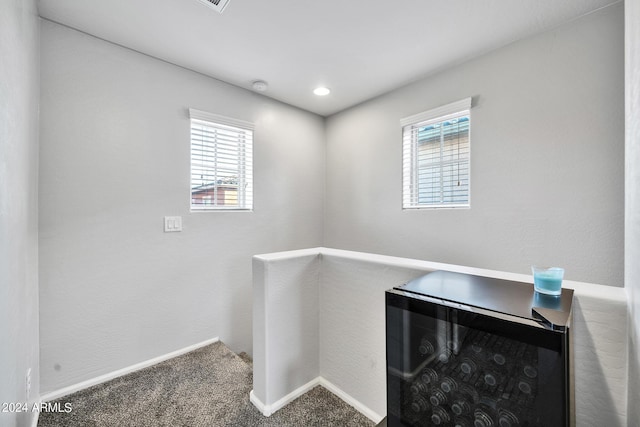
[
  {"xmin": 189, "ymin": 109, "xmax": 253, "ymax": 211},
  {"xmin": 402, "ymin": 98, "xmax": 471, "ymax": 209}
]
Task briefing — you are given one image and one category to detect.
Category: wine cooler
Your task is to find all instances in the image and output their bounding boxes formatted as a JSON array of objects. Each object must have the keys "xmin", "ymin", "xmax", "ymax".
[{"xmin": 385, "ymin": 270, "xmax": 574, "ymax": 427}]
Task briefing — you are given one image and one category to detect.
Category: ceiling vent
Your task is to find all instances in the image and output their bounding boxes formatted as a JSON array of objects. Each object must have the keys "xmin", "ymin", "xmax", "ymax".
[{"xmin": 194, "ymin": 0, "xmax": 230, "ymax": 14}]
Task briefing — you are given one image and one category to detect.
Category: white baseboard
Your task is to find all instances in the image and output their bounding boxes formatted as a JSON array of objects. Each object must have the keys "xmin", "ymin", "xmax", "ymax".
[
  {"xmin": 250, "ymin": 377, "xmax": 384, "ymax": 423},
  {"xmin": 249, "ymin": 390, "xmax": 266, "ymax": 414},
  {"xmin": 30, "ymin": 408, "xmax": 40, "ymax": 427},
  {"xmin": 319, "ymin": 378, "xmax": 384, "ymax": 423},
  {"xmin": 40, "ymin": 336, "xmax": 220, "ymax": 402},
  {"xmin": 250, "ymin": 377, "xmax": 321, "ymax": 417}
]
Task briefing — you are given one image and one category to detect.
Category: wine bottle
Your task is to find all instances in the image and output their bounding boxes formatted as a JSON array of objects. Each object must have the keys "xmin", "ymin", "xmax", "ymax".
[
  {"xmin": 440, "ymin": 375, "xmax": 459, "ymax": 394},
  {"xmin": 516, "ymin": 376, "xmax": 534, "ymax": 395},
  {"xmin": 450, "ymin": 396, "xmax": 472, "ymax": 417},
  {"xmin": 409, "ymin": 379, "xmax": 429, "ymax": 396},
  {"xmin": 431, "ymin": 406, "xmax": 451, "ymax": 425},
  {"xmin": 453, "ymin": 416, "xmax": 474, "ymax": 427},
  {"xmin": 429, "ymin": 388, "xmax": 448, "ymax": 406},
  {"xmin": 421, "ymin": 367, "xmax": 440, "ymax": 386},
  {"xmin": 496, "ymin": 390, "xmax": 535, "ymax": 426},
  {"xmin": 438, "ymin": 347, "xmax": 453, "ymax": 363},
  {"xmin": 459, "ymin": 356, "xmax": 478, "ymax": 375},
  {"xmin": 496, "ymin": 398, "xmax": 526, "ymax": 427},
  {"xmin": 487, "ymin": 336, "xmax": 507, "ymax": 367},
  {"xmin": 458, "ymin": 383, "xmax": 480, "ymax": 404},
  {"xmin": 483, "ymin": 368, "xmax": 503, "ymax": 388},
  {"xmin": 474, "ymin": 397, "xmax": 498, "ymax": 427},
  {"xmin": 473, "ymin": 408, "xmax": 497, "ymax": 427},
  {"xmin": 471, "ymin": 331, "xmax": 491, "ymax": 354},
  {"xmin": 522, "ymin": 364, "xmax": 538, "ymax": 379},
  {"xmin": 451, "ymin": 388, "xmax": 475, "ymax": 419},
  {"xmin": 419, "ymin": 335, "xmax": 438, "ymax": 356},
  {"xmin": 489, "ymin": 349, "xmax": 507, "ymax": 367},
  {"xmin": 497, "ymin": 407, "xmax": 520, "ymax": 427},
  {"xmin": 410, "ymin": 395, "xmax": 430, "ymax": 413}
]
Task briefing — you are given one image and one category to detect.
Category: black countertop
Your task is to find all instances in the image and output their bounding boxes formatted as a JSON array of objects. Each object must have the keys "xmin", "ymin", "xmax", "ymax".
[{"xmin": 396, "ymin": 270, "xmax": 573, "ymax": 330}]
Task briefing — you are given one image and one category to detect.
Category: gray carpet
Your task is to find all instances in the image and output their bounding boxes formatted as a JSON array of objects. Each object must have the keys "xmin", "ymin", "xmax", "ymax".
[{"xmin": 38, "ymin": 341, "xmax": 375, "ymax": 426}]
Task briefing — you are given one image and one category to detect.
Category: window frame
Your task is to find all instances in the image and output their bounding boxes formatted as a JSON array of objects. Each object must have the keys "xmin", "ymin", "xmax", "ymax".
[
  {"xmin": 401, "ymin": 98, "xmax": 472, "ymax": 210},
  {"xmin": 189, "ymin": 108, "xmax": 254, "ymax": 212}
]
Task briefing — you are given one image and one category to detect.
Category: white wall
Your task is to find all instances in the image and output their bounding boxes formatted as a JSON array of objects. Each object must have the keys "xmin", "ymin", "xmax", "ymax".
[
  {"xmin": 625, "ymin": 0, "xmax": 640, "ymax": 424},
  {"xmin": 0, "ymin": 0, "xmax": 40, "ymax": 426},
  {"xmin": 325, "ymin": 4, "xmax": 624, "ymax": 287},
  {"xmin": 252, "ymin": 249, "xmax": 321, "ymax": 414},
  {"xmin": 319, "ymin": 252, "xmax": 427, "ymax": 420},
  {"xmin": 253, "ymin": 248, "xmax": 629, "ymax": 425},
  {"xmin": 38, "ymin": 20, "xmax": 325, "ymax": 394}
]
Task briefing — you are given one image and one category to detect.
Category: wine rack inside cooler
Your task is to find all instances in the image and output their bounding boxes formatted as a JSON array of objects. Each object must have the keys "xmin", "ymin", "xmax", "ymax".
[{"xmin": 385, "ymin": 271, "xmax": 573, "ymax": 427}]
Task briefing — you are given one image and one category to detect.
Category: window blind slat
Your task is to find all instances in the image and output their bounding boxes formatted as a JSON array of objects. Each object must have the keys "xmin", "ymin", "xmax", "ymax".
[
  {"xmin": 401, "ymin": 105, "xmax": 470, "ymax": 209},
  {"xmin": 190, "ymin": 111, "xmax": 253, "ymax": 211}
]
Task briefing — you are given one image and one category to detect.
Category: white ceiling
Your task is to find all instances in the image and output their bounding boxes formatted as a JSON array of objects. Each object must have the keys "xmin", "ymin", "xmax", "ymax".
[{"xmin": 38, "ymin": 0, "xmax": 619, "ymax": 117}]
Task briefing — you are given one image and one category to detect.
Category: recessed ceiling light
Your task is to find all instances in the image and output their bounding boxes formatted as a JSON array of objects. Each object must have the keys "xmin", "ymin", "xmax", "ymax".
[{"xmin": 313, "ymin": 87, "xmax": 331, "ymax": 96}]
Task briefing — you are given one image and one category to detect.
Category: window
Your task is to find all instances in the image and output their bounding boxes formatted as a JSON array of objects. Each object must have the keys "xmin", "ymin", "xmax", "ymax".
[
  {"xmin": 402, "ymin": 98, "xmax": 471, "ymax": 209},
  {"xmin": 189, "ymin": 109, "xmax": 253, "ymax": 211}
]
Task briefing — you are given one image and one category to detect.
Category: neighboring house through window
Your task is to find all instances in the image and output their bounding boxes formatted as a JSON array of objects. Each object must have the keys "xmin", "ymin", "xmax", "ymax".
[
  {"xmin": 189, "ymin": 108, "xmax": 253, "ymax": 211},
  {"xmin": 402, "ymin": 98, "xmax": 471, "ymax": 209}
]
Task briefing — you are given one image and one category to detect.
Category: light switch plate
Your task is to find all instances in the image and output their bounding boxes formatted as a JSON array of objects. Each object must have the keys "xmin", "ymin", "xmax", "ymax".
[{"xmin": 164, "ymin": 216, "xmax": 182, "ymax": 232}]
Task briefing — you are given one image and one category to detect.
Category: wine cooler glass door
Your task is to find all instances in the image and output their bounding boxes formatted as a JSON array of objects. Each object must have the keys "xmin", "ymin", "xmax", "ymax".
[{"xmin": 386, "ymin": 291, "xmax": 569, "ymax": 427}]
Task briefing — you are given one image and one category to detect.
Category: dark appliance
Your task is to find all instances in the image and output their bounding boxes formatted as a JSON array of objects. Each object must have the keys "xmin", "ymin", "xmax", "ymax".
[{"xmin": 385, "ymin": 270, "xmax": 574, "ymax": 427}]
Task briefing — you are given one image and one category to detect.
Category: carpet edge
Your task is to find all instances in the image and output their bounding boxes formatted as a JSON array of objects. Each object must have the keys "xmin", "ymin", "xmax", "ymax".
[{"xmin": 40, "ymin": 336, "xmax": 220, "ymax": 403}]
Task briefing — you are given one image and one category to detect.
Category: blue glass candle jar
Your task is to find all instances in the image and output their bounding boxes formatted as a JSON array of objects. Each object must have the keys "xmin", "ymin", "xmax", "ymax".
[{"xmin": 531, "ymin": 266, "xmax": 564, "ymax": 296}]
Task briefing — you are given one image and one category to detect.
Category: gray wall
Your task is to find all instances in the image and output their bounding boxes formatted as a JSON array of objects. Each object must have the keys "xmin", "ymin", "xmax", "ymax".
[
  {"xmin": 38, "ymin": 1, "xmax": 628, "ymax": 401},
  {"xmin": 625, "ymin": 0, "xmax": 640, "ymax": 424},
  {"xmin": 325, "ymin": 3, "xmax": 624, "ymax": 287},
  {"xmin": 0, "ymin": 0, "xmax": 40, "ymax": 426},
  {"xmin": 39, "ymin": 20, "xmax": 325, "ymax": 393}
]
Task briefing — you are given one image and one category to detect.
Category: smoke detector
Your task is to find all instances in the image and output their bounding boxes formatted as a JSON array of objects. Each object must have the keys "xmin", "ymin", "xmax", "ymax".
[
  {"xmin": 252, "ymin": 80, "xmax": 268, "ymax": 92},
  {"xmin": 194, "ymin": 0, "xmax": 230, "ymax": 14}
]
